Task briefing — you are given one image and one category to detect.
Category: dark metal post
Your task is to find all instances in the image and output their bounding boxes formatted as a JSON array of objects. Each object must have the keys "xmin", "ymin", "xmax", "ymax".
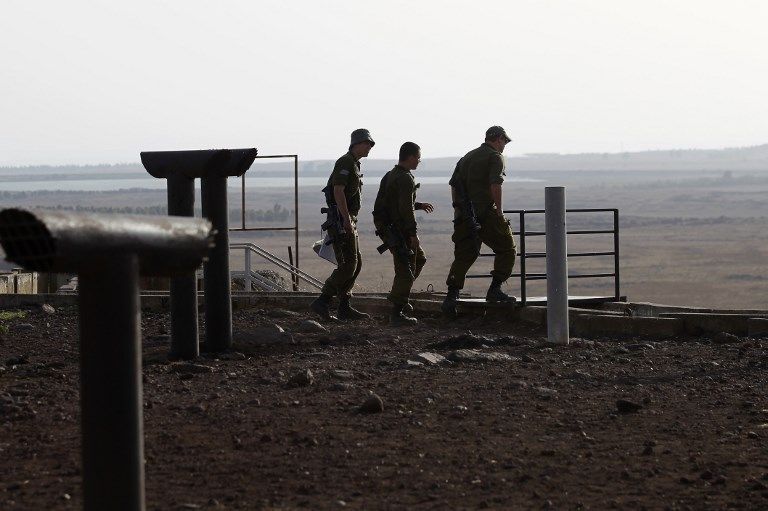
[
  {"xmin": 613, "ymin": 209, "xmax": 620, "ymax": 301},
  {"xmin": 519, "ymin": 211, "xmax": 527, "ymax": 305},
  {"xmin": 241, "ymin": 174, "xmax": 246, "ymax": 230},
  {"xmin": 79, "ymin": 255, "xmax": 144, "ymax": 511},
  {"xmin": 167, "ymin": 174, "xmax": 198, "ymax": 359},
  {"xmin": 201, "ymin": 175, "xmax": 232, "ymax": 351},
  {"xmin": 294, "ymin": 155, "xmax": 300, "ymax": 274},
  {"xmin": 288, "ymin": 246, "xmax": 296, "ymax": 291}
]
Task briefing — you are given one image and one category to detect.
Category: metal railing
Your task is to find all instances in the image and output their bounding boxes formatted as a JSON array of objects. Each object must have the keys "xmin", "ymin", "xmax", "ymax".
[
  {"xmin": 231, "ymin": 242, "xmax": 323, "ymax": 291},
  {"xmin": 230, "ymin": 154, "xmax": 300, "ymax": 290},
  {"xmin": 467, "ymin": 208, "xmax": 620, "ymax": 305}
]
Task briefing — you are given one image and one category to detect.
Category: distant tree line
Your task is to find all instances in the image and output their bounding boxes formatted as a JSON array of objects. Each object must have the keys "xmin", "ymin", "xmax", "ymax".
[{"xmin": 35, "ymin": 203, "xmax": 292, "ymax": 223}]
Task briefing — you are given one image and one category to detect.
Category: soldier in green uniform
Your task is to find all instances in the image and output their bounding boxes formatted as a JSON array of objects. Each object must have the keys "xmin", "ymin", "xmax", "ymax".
[
  {"xmin": 373, "ymin": 142, "xmax": 434, "ymax": 326},
  {"xmin": 311, "ymin": 128, "xmax": 375, "ymax": 321},
  {"xmin": 442, "ymin": 126, "xmax": 516, "ymax": 318}
]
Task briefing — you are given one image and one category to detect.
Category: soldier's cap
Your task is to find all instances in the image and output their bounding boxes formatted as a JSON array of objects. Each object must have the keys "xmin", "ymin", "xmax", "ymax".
[
  {"xmin": 486, "ymin": 125, "xmax": 512, "ymax": 143},
  {"xmin": 349, "ymin": 128, "xmax": 375, "ymax": 149}
]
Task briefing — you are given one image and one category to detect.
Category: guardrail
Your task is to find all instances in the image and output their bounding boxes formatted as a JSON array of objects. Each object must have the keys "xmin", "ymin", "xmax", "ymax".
[
  {"xmin": 231, "ymin": 242, "xmax": 323, "ymax": 291},
  {"xmin": 467, "ymin": 208, "xmax": 620, "ymax": 305}
]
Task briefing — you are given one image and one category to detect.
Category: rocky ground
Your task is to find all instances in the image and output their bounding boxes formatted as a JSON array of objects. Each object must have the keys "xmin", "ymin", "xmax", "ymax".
[{"xmin": 1, "ymin": 303, "xmax": 768, "ymax": 510}]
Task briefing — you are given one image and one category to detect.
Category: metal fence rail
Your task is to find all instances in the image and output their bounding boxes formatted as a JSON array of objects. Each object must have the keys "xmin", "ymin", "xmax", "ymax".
[
  {"xmin": 230, "ymin": 242, "xmax": 323, "ymax": 291},
  {"xmin": 466, "ymin": 208, "xmax": 620, "ymax": 305}
]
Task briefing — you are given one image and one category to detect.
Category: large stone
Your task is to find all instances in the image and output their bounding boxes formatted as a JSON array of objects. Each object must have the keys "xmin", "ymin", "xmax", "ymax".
[
  {"xmin": 360, "ymin": 394, "xmax": 384, "ymax": 414},
  {"xmin": 297, "ymin": 320, "xmax": 329, "ymax": 334},
  {"xmin": 288, "ymin": 369, "xmax": 314, "ymax": 387},
  {"xmin": 415, "ymin": 352, "xmax": 449, "ymax": 365},
  {"xmin": 447, "ymin": 349, "xmax": 516, "ymax": 363}
]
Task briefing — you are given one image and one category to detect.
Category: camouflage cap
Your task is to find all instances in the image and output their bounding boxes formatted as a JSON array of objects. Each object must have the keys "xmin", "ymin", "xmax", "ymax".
[
  {"xmin": 485, "ymin": 126, "xmax": 512, "ymax": 143},
  {"xmin": 349, "ymin": 128, "xmax": 375, "ymax": 149}
]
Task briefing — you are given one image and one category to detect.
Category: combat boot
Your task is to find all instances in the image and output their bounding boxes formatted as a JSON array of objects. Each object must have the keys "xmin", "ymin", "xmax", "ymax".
[
  {"xmin": 486, "ymin": 279, "xmax": 516, "ymax": 303},
  {"xmin": 390, "ymin": 305, "xmax": 418, "ymax": 326},
  {"xmin": 310, "ymin": 293, "xmax": 337, "ymax": 320},
  {"xmin": 441, "ymin": 287, "xmax": 460, "ymax": 318},
  {"xmin": 338, "ymin": 296, "xmax": 370, "ymax": 320}
]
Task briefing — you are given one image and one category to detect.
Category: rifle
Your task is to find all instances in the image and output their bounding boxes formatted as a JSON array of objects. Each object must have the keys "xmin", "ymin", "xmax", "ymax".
[
  {"xmin": 374, "ymin": 212, "xmax": 415, "ymax": 280},
  {"xmin": 451, "ymin": 178, "xmax": 481, "ymax": 241},
  {"xmin": 320, "ymin": 185, "xmax": 346, "ymax": 264}
]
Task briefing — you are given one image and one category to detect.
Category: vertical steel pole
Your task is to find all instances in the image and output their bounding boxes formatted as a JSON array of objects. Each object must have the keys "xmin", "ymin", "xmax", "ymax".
[
  {"xmin": 79, "ymin": 255, "xmax": 145, "ymax": 511},
  {"xmin": 244, "ymin": 247, "xmax": 252, "ymax": 291},
  {"xmin": 201, "ymin": 175, "xmax": 233, "ymax": 352},
  {"xmin": 545, "ymin": 187, "xmax": 569, "ymax": 345},
  {"xmin": 613, "ymin": 209, "xmax": 620, "ymax": 301},
  {"xmin": 519, "ymin": 211, "xmax": 527, "ymax": 305},
  {"xmin": 294, "ymin": 155, "xmax": 299, "ymax": 273},
  {"xmin": 167, "ymin": 174, "xmax": 199, "ymax": 360},
  {"xmin": 241, "ymin": 174, "xmax": 246, "ymax": 230}
]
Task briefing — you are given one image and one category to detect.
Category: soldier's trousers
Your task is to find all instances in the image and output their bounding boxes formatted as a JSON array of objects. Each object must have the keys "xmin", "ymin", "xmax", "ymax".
[
  {"xmin": 446, "ymin": 213, "xmax": 516, "ymax": 289},
  {"xmin": 388, "ymin": 246, "xmax": 427, "ymax": 306},
  {"xmin": 321, "ymin": 229, "xmax": 362, "ymax": 298}
]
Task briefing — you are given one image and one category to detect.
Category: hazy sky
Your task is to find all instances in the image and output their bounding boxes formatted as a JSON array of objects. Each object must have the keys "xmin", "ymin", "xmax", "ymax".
[{"xmin": 1, "ymin": 0, "xmax": 767, "ymax": 166}]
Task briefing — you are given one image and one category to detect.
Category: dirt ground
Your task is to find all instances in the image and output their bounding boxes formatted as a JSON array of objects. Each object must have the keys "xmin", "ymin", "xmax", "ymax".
[{"xmin": 2, "ymin": 303, "xmax": 768, "ymax": 510}]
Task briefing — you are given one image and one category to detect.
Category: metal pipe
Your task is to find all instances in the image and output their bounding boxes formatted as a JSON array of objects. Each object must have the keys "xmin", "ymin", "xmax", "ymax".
[
  {"xmin": 167, "ymin": 174, "xmax": 199, "ymax": 360},
  {"xmin": 614, "ymin": 209, "xmax": 621, "ymax": 301},
  {"xmin": 201, "ymin": 175, "xmax": 232, "ymax": 351},
  {"xmin": 79, "ymin": 255, "xmax": 144, "ymax": 511},
  {"xmin": 545, "ymin": 187, "xmax": 569, "ymax": 345},
  {"xmin": 294, "ymin": 155, "xmax": 299, "ymax": 275},
  {"xmin": 519, "ymin": 211, "xmax": 527, "ymax": 305},
  {"xmin": 244, "ymin": 247, "xmax": 252, "ymax": 291}
]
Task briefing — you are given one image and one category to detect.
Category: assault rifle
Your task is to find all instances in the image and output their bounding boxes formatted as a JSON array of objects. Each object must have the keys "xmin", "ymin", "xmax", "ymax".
[
  {"xmin": 374, "ymin": 213, "xmax": 415, "ymax": 280},
  {"xmin": 451, "ymin": 178, "xmax": 481, "ymax": 241},
  {"xmin": 320, "ymin": 185, "xmax": 346, "ymax": 264}
]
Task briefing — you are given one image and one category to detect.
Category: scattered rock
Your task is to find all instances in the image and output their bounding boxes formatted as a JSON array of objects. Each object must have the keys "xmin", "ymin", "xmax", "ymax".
[
  {"xmin": 233, "ymin": 325, "xmax": 293, "ymax": 346},
  {"xmin": 331, "ymin": 369, "xmax": 354, "ymax": 380},
  {"xmin": 217, "ymin": 352, "xmax": 247, "ymax": 361},
  {"xmin": 402, "ymin": 360, "xmax": 424, "ymax": 369},
  {"xmin": 535, "ymin": 387, "xmax": 558, "ymax": 399},
  {"xmin": 415, "ymin": 352, "xmax": 448, "ymax": 365},
  {"xmin": 330, "ymin": 383, "xmax": 354, "ymax": 392},
  {"xmin": 616, "ymin": 399, "xmax": 642, "ymax": 414},
  {"xmin": 14, "ymin": 323, "xmax": 34, "ymax": 333},
  {"xmin": 713, "ymin": 332, "xmax": 740, "ymax": 344},
  {"xmin": 427, "ymin": 333, "xmax": 496, "ymax": 350},
  {"xmin": 186, "ymin": 404, "xmax": 206, "ymax": 414},
  {"xmin": 626, "ymin": 343, "xmax": 655, "ymax": 351},
  {"xmin": 41, "ymin": 304, "xmax": 56, "ymax": 315},
  {"xmin": 171, "ymin": 363, "xmax": 214, "ymax": 375},
  {"xmin": 288, "ymin": 369, "xmax": 314, "ymax": 387},
  {"xmin": 447, "ymin": 349, "xmax": 516, "ymax": 363},
  {"xmin": 747, "ymin": 431, "xmax": 759, "ymax": 439},
  {"xmin": 297, "ymin": 320, "xmax": 329, "ymax": 334},
  {"xmin": 5, "ymin": 355, "xmax": 29, "ymax": 366},
  {"xmin": 359, "ymin": 394, "xmax": 384, "ymax": 414}
]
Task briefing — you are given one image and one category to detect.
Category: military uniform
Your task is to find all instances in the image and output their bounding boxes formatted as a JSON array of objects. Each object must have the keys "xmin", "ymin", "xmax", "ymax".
[
  {"xmin": 373, "ymin": 165, "xmax": 427, "ymax": 306},
  {"xmin": 320, "ymin": 151, "xmax": 364, "ymax": 298},
  {"xmin": 446, "ymin": 142, "xmax": 516, "ymax": 290}
]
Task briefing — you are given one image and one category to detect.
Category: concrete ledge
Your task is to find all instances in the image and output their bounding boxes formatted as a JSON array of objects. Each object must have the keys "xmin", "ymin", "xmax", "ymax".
[
  {"xmin": 657, "ymin": 312, "xmax": 761, "ymax": 336},
  {"xmin": 572, "ymin": 315, "xmax": 684, "ymax": 338}
]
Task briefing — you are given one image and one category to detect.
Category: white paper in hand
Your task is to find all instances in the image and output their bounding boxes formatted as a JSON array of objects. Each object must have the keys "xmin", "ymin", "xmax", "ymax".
[{"xmin": 312, "ymin": 234, "xmax": 337, "ymax": 266}]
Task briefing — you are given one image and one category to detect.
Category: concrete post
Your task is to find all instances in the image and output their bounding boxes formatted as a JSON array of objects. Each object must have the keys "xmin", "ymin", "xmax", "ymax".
[{"xmin": 545, "ymin": 186, "xmax": 569, "ymax": 345}]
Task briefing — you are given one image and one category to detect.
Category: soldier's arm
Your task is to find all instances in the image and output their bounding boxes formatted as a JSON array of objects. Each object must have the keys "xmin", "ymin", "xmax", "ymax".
[
  {"xmin": 397, "ymin": 176, "xmax": 418, "ymax": 237},
  {"xmin": 333, "ymin": 185, "xmax": 353, "ymax": 231},
  {"xmin": 488, "ymin": 153, "xmax": 506, "ymax": 217},
  {"xmin": 490, "ymin": 184, "xmax": 504, "ymax": 217}
]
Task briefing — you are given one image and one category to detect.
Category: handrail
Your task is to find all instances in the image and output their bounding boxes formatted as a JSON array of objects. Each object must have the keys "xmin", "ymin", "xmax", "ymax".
[{"xmin": 230, "ymin": 242, "xmax": 323, "ymax": 290}]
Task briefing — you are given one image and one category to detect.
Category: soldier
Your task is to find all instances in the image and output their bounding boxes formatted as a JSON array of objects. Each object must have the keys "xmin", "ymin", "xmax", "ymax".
[
  {"xmin": 441, "ymin": 126, "xmax": 516, "ymax": 318},
  {"xmin": 372, "ymin": 142, "xmax": 434, "ymax": 326},
  {"xmin": 311, "ymin": 128, "xmax": 375, "ymax": 321}
]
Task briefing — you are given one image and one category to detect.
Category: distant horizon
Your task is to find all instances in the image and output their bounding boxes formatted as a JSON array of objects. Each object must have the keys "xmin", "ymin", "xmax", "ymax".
[{"xmin": 2, "ymin": 141, "xmax": 767, "ymax": 169}]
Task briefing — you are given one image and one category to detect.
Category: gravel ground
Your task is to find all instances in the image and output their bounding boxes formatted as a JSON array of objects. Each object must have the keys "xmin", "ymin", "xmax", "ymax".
[{"xmin": 1, "ymin": 304, "xmax": 768, "ymax": 510}]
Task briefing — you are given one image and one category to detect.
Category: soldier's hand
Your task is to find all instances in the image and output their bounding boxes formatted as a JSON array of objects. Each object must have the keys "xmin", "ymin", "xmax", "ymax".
[
  {"xmin": 409, "ymin": 235, "xmax": 420, "ymax": 250},
  {"xmin": 417, "ymin": 202, "xmax": 435, "ymax": 213},
  {"xmin": 343, "ymin": 216, "xmax": 354, "ymax": 233}
]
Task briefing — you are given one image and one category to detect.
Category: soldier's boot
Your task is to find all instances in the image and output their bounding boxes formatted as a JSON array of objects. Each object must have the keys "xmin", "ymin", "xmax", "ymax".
[
  {"xmin": 338, "ymin": 296, "xmax": 370, "ymax": 321},
  {"xmin": 390, "ymin": 305, "xmax": 418, "ymax": 327},
  {"xmin": 311, "ymin": 293, "xmax": 337, "ymax": 320},
  {"xmin": 441, "ymin": 287, "xmax": 460, "ymax": 318},
  {"xmin": 485, "ymin": 278, "xmax": 516, "ymax": 303}
]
